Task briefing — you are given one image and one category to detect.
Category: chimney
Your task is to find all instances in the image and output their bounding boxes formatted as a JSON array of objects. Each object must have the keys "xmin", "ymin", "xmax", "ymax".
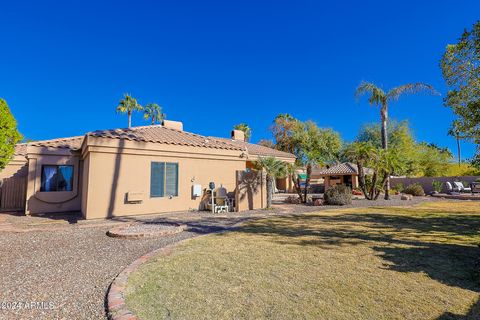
[
  {"xmin": 231, "ymin": 129, "xmax": 245, "ymax": 141},
  {"xmin": 162, "ymin": 120, "xmax": 183, "ymax": 131}
]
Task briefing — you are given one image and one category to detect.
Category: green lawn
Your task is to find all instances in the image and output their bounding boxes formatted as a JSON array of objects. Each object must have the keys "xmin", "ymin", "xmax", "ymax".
[{"xmin": 125, "ymin": 202, "xmax": 480, "ymax": 320}]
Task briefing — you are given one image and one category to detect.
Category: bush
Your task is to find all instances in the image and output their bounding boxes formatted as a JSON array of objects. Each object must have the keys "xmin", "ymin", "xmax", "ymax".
[
  {"xmin": 404, "ymin": 183, "xmax": 425, "ymax": 196},
  {"xmin": 324, "ymin": 185, "xmax": 352, "ymax": 205},
  {"xmin": 392, "ymin": 183, "xmax": 404, "ymax": 193},
  {"xmin": 432, "ymin": 180, "xmax": 443, "ymax": 193}
]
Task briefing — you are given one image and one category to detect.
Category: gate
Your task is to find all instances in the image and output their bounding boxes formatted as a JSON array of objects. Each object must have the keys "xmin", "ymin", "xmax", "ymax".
[{"xmin": 0, "ymin": 166, "xmax": 27, "ymax": 212}]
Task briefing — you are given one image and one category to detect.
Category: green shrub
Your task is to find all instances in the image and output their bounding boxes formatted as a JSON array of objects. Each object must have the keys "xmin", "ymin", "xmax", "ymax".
[
  {"xmin": 392, "ymin": 183, "xmax": 404, "ymax": 193},
  {"xmin": 324, "ymin": 185, "xmax": 352, "ymax": 205},
  {"xmin": 404, "ymin": 183, "xmax": 425, "ymax": 196},
  {"xmin": 432, "ymin": 180, "xmax": 443, "ymax": 193}
]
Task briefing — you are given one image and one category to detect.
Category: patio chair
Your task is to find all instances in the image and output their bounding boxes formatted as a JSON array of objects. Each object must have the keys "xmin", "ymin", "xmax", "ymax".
[
  {"xmin": 453, "ymin": 181, "xmax": 472, "ymax": 192},
  {"xmin": 446, "ymin": 182, "xmax": 460, "ymax": 193},
  {"xmin": 213, "ymin": 187, "xmax": 229, "ymax": 213}
]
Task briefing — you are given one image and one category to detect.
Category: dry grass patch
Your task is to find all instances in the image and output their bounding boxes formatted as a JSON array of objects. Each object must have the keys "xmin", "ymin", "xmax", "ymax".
[{"xmin": 126, "ymin": 201, "xmax": 480, "ymax": 319}]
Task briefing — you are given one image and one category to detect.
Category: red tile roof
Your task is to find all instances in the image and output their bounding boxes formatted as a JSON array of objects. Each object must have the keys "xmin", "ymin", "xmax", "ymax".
[
  {"xmin": 14, "ymin": 125, "xmax": 296, "ymax": 157},
  {"xmin": 316, "ymin": 162, "xmax": 373, "ymax": 175},
  {"xmin": 213, "ymin": 138, "xmax": 296, "ymax": 159},
  {"xmin": 88, "ymin": 125, "xmax": 245, "ymax": 151}
]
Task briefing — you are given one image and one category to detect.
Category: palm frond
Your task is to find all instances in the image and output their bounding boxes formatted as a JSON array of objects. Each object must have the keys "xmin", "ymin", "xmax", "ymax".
[
  {"xmin": 387, "ymin": 83, "xmax": 439, "ymax": 101},
  {"xmin": 355, "ymin": 81, "xmax": 387, "ymax": 106}
]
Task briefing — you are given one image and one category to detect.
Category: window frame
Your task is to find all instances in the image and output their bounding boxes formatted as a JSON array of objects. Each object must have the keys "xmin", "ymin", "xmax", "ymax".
[
  {"xmin": 150, "ymin": 161, "xmax": 179, "ymax": 198},
  {"xmin": 40, "ymin": 165, "xmax": 74, "ymax": 192}
]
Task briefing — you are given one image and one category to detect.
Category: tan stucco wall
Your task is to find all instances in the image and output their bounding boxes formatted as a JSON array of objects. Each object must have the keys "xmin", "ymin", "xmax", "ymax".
[
  {"xmin": 24, "ymin": 147, "xmax": 82, "ymax": 215},
  {"xmin": 81, "ymin": 137, "xmax": 247, "ymax": 219},
  {"xmin": 236, "ymin": 170, "xmax": 266, "ymax": 211}
]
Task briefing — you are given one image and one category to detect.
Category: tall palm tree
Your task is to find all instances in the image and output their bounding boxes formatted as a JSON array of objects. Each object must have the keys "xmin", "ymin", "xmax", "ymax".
[
  {"xmin": 233, "ymin": 123, "xmax": 252, "ymax": 141},
  {"xmin": 116, "ymin": 94, "xmax": 143, "ymax": 128},
  {"xmin": 254, "ymin": 156, "xmax": 287, "ymax": 208},
  {"xmin": 355, "ymin": 81, "xmax": 438, "ymax": 199},
  {"xmin": 143, "ymin": 103, "xmax": 165, "ymax": 125},
  {"xmin": 448, "ymin": 121, "xmax": 463, "ymax": 166}
]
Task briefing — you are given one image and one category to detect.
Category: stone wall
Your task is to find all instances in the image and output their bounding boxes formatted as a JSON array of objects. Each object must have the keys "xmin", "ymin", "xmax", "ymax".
[{"xmin": 390, "ymin": 176, "xmax": 480, "ymax": 194}]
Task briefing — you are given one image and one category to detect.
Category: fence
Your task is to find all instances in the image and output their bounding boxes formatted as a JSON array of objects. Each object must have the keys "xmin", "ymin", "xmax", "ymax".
[
  {"xmin": 0, "ymin": 165, "xmax": 27, "ymax": 212},
  {"xmin": 390, "ymin": 175, "xmax": 480, "ymax": 194}
]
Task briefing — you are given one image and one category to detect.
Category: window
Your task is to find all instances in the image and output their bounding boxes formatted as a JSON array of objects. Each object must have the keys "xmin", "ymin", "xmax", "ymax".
[
  {"xmin": 150, "ymin": 162, "xmax": 178, "ymax": 197},
  {"xmin": 40, "ymin": 165, "xmax": 74, "ymax": 192}
]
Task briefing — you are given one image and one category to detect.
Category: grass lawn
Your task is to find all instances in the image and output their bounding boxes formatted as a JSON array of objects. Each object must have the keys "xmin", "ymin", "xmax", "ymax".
[{"xmin": 125, "ymin": 201, "xmax": 480, "ymax": 320}]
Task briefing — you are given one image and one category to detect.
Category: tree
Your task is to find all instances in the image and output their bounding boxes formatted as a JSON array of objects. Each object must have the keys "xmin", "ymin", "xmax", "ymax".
[
  {"xmin": 116, "ymin": 94, "xmax": 143, "ymax": 128},
  {"xmin": 143, "ymin": 103, "xmax": 165, "ymax": 125},
  {"xmin": 257, "ymin": 139, "xmax": 275, "ymax": 148},
  {"xmin": 441, "ymin": 21, "xmax": 480, "ymax": 167},
  {"xmin": 342, "ymin": 142, "xmax": 377, "ymax": 200},
  {"xmin": 253, "ymin": 156, "xmax": 287, "ymax": 208},
  {"xmin": 416, "ymin": 143, "xmax": 452, "ymax": 177},
  {"xmin": 294, "ymin": 121, "xmax": 342, "ymax": 203},
  {"xmin": 271, "ymin": 113, "xmax": 300, "ymax": 154},
  {"xmin": 233, "ymin": 123, "xmax": 252, "ymax": 141},
  {"xmin": 343, "ymin": 142, "xmax": 403, "ymax": 200},
  {"xmin": 447, "ymin": 122, "xmax": 463, "ymax": 166},
  {"xmin": 0, "ymin": 98, "xmax": 22, "ymax": 170},
  {"xmin": 355, "ymin": 81, "xmax": 438, "ymax": 199},
  {"xmin": 354, "ymin": 121, "xmax": 453, "ymax": 177}
]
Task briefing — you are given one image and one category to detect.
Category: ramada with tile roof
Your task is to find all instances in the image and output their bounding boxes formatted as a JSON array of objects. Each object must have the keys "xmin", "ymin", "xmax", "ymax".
[
  {"xmin": 0, "ymin": 121, "xmax": 295, "ymax": 218},
  {"xmin": 316, "ymin": 162, "xmax": 373, "ymax": 190}
]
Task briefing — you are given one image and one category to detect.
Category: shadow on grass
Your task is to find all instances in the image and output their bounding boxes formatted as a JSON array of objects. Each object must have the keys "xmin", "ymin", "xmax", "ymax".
[
  {"xmin": 231, "ymin": 211, "xmax": 480, "ymax": 293},
  {"xmin": 436, "ymin": 298, "xmax": 480, "ymax": 319}
]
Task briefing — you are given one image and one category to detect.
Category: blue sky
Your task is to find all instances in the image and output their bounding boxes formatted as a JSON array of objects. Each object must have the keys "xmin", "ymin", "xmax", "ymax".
[{"xmin": 1, "ymin": 0, "xmax": 479, "ymax": 159}]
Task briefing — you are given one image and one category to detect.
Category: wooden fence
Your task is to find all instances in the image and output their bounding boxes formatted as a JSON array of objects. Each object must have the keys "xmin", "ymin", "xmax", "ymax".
[{"xmin": 0, "ymin": 166, "xmax": 27, "ymax": 212}]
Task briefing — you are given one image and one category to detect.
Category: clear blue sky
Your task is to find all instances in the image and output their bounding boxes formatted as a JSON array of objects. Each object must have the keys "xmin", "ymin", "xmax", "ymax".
[{"xmin": 1, "ymin": 0, "xmax": 479, "ymax": 159}]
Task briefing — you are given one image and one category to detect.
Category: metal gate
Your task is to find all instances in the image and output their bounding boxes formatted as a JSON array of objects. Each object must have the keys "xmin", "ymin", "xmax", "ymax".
[{"xmin": 0, "ymin": 166, "xmax": 27, "ymax": 212}]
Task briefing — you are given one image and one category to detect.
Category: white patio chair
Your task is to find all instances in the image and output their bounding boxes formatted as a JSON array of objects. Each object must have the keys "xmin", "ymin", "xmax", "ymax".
[{"xmin": 454, "ymin": 181, "xmax": 471, "ymax": 192}]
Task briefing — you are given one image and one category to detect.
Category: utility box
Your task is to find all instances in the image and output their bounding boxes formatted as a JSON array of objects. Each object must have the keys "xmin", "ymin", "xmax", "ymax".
[
  {"xmin": 127, "ymin": 192, "xmax": 144, "ymax": 203},
  {"xmin": 192, "ymin": 184, "xmax": 202, "ymax": 197}
]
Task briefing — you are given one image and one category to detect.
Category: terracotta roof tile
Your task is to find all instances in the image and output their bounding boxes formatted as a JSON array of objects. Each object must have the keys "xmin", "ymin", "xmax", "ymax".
[
  {"xmin": 316, "ymin": 162, "xmax": 373, "ymax": 175},
  {"xmin": 88, "ymin": 125, "xmax": 245, "ymax": 151},
  {"xmin": 14, "ymin": 143, "xmax": 27, "ymax": 156},
  {"xmin": 28, "ymin": 136, "xmax": 85, "ymax": 150},
  {"xmin": 213, "ymin": 138, "xmax": 296, "ymax": 159}
]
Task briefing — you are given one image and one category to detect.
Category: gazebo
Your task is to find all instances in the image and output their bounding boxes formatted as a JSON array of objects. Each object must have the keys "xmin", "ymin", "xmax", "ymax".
[{"xmin": 316, "ymin": 162, "xmax": 373, "ymax": 190}]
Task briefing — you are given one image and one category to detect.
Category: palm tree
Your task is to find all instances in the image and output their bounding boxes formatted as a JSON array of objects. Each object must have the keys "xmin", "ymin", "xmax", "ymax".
[
  {"xmin": 343, "ymin": 142, "xmax": 378, "ymax": 199},
  {"xmin": 448, "ymin": 122, "xmax": 463, "ymax": 166},
  {"xmin": 116, "ymin": 94, "xmax": 143, "ymax": 128},
  {"xmin": 233, "ymin": 123, "xmax": 252, "ymax": 141},
  {"xmin": 254, "ymin": 156, "xmax": 287, "ymax": 208},
  {"xmin": 143, "ymin": 103, "xmax": 165, "ymax": 125},
  {"xmin": 355, "ymin": 81, "xmax": 438, "ymax": 199}
]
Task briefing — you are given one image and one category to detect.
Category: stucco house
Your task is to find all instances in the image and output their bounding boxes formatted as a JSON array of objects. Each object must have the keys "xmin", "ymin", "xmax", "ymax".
[{"xmin": 0, "ymin": 121, "xmax": 295, "ymax": 219}]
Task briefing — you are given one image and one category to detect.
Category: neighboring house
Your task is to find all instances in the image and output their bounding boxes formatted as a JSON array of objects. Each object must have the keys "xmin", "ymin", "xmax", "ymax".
[
  {"xmin": 0, "ymin": 122, "xmax": 295, "ymax": 219},
  {"xmin": 316, "ymin": 162, "xmax": 373, "ymax": 190}
]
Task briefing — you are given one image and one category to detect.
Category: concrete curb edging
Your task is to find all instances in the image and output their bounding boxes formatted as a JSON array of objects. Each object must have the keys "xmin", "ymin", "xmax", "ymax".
[{"xmin": 106, "ymin": 224, "xmax": 187, "ymax": 239}]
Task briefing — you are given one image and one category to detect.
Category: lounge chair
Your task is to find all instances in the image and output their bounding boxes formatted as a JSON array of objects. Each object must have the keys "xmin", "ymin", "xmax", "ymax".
[
  {"xmin": 453, "ymin": 181, "xmax": 471, "ymax": 192},
  {"xmin": 445, "ymin": 182, "xmax": 458, "ymax": 193}
]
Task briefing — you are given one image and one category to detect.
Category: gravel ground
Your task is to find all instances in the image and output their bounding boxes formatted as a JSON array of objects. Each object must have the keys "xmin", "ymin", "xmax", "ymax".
[
  {"xmin": 0, "ymin": 196, "xmax": 454, "ymax": 320},
  {"xmin": 0, "ymin": 226, "xmax": 196, "ymax": 320}
]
